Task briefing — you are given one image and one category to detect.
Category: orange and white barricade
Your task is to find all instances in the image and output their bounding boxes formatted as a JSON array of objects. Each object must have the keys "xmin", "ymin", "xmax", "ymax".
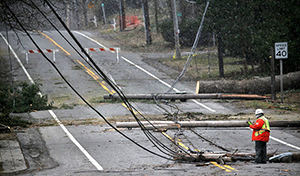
[
  {"xmin": 84, "ymin": 47, "xmax": 120, "ymax": 63},
  {"xmin": 23, "ymin": 49, "xmax": 59, "ymax": 64}
]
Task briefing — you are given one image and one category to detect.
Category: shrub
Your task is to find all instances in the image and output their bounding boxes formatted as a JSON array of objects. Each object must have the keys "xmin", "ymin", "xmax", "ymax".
[
  {"xmin": 0, "ymin": 83, "xmax": 13, "ymax": 114},
  {"xmin": 0, "ymin": 82, "xmax": 53, "ymax": 113},
  {"xmin": 0, "ymin": 113, "xmax": 32, "ymax": 128},
  {"xmin": 159, "ymin": 19, "xmax": 210, "ymax": 47},
  {"xmin": 159, "ymin": 19, "xmax": 174, "ymax": 44}
]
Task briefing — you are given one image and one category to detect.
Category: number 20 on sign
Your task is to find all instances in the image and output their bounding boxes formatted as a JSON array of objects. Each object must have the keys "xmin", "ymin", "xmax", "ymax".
[{"xmin": 275, "ymin": 42, "xmax": 288, "ymax": 59}]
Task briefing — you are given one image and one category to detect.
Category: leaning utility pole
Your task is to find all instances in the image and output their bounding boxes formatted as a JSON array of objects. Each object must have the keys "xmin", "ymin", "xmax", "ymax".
[
  {"xmin": 172, "ymin": 0, "xmax": 181, "ymax": 59},
  {"xmin": 142, "ymin": 0, "xmax": 152, "ymax": 44}
]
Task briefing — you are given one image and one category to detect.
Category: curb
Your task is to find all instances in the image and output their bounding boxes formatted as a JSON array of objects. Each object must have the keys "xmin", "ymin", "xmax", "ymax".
[{"xmin": 0, "ymin": 139, "xmax": 27, "ymax": 174}]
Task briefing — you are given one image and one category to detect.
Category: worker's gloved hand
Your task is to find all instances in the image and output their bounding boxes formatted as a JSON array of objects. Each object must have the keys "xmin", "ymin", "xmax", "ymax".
[{"xmin": 246, "ymin": 119, "xmax": 252, "ymax": 125}]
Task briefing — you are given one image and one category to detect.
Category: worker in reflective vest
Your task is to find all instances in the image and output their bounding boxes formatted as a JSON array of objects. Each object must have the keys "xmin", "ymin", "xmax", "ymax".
[{"xmin": 247, "ymin": 109, "xmax": 270, "ymax": 164}]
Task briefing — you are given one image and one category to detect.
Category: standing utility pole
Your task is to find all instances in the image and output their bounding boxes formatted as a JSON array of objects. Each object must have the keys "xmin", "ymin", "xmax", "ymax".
[
  {"xmin": 101, "ymin": 3, "xmax": 106, "ymax": 25},
  {"xmin": 154, "ymin": 0, "xmax": 159, "ymax": 33},
  {"xmin": 119, "ymin": 0, "xmax": 126, "ymax": 31},
  {"xmin": 217, "ymin": 32, "xmax": 224, "ymax": 78},
  {"xmin": 142, "ymin": 0, "xmax": 152, "ymax": 44},
  {"xmin": 75, "ymin": 0, "xmax": 80, "ymax": 29},
  {"xmin": 83, "ymin": 0, "xmax": 88, "ymax": 27},
  {"xmin": 66, "ymin": 4, "xmax": 70, "ymax": 28},
  {"xmin": 172, "ymin": 0, "xmax": 181, "ymax": 59},
  {"xmin": 270, "ymin": 47, "xmax": 276, "ymax": 101}
]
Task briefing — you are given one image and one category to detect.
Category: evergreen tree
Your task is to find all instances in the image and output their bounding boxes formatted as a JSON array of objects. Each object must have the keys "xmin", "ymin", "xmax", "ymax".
[{"xmin": 196, "ymin": 0, "xmax": 300, "ymax": 76}]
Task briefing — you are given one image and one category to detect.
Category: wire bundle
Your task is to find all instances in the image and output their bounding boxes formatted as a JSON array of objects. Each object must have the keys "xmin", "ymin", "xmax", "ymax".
[{"xmin": 1, "ymin": 0, "xmax": 202, "ymax": 161}]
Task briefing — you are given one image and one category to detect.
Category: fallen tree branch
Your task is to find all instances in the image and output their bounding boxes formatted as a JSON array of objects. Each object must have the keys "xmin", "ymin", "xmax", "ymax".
[{"xmin": 196, "ymin": 71, "xmax": 300, "ymax": 94}]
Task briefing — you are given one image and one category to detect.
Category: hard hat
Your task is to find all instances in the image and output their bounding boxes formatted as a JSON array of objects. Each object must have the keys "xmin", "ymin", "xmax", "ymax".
[{"xmin": 255, "ymin": 109, "xmax": 264, "ymax": 115}]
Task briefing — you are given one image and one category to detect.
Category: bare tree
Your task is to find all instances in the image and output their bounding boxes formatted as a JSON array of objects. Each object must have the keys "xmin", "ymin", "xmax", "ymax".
[{"xmin": 0, "ymin": 0, "xmax": 71, "ymax": 31}]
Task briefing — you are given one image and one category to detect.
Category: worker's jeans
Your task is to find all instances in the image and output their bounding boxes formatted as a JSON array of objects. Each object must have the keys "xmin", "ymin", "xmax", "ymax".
[{"xmin": 255, "ymin": 141, "xmax": 267, "ymax": 163}]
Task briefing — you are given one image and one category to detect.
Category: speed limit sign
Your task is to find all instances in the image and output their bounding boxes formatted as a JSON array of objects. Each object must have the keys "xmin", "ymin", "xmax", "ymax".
[{"xmin": 275, "ymin": 42, "xmax": 288, "ymax": 59}]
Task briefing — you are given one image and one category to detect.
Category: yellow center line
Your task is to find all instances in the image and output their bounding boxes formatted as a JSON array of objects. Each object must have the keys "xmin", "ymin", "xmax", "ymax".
[
  {"xmin": 121, "ymin": 103, "xmax": 139, "ymax": 115},
  {"xmin": 76, "ymin": 60, "xmax": 115, "ymax": 94},
  {"xmin": 40, "ymin": 31, "xmax": 204, "ymax": 158},
  {"xmin": 91, "ymin": 74, "xmax": 100, "ymax": 81},
  {"xmin": 38, "ymin": 31, "xmax": 116, "ymax": 95},
  {"xmin": 40, "ymin": 30, "xmax": 205, "ymax": 157},
  {"xmin": 210, "ymin": 162, "xmax": 232, "ymax": 172},
  {"xmin": 87, "ymin": 69, "xmax": 96, "ymax": 76},
  {"xmin": 162, "ymin": 132, "xmax": 195, "ymax": 151},
  {"xmin": 224, "ymin": 164, "xmax": 238, "ymax": 171},
  {"xmin": 38, "ymin": 31, "xmax": 71, "ymax": 56}
]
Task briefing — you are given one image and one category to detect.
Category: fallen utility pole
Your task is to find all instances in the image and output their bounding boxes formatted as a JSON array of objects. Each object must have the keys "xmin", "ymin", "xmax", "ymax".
[
  {"xmin": 0, "ymin": 123, "xmax": 10, "ymax": 133},
  {"xmin": 103, "ymin": 93, "xmax": 269, "ymax": 101},
  {"xmin": 116, "ymin": 120, "xmax": 300, "ymax": 129},
  {"xmin": 174, "ymin": 153, "xmax": 236, "ymax": 163},
  {"xmin": 176, "ymin": 152, "xmax": 300, "ymax": 162}
]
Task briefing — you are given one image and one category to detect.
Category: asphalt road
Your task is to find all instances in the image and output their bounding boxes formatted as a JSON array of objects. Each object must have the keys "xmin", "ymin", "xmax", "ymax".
[
  {"xmin": 1, "ymin": 30, "xmax": 300, "ymax": 175},
  {"xmin": 16, "ymin": 125, "xmax": 300, "ymax": 176},
  {"xmin": 3, "ymin": 30, "xmax": 236, "ymax": 113}
]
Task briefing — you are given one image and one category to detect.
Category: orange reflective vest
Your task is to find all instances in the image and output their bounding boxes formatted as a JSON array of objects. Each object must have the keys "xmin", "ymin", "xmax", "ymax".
[{"xmin": 250, "ymin": 116, "xmax": 270, "ymax": 142}]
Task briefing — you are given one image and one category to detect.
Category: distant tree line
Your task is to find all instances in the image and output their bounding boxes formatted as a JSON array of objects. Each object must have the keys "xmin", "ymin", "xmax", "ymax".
[
  {"xmin": 159, "ymin": 0, "xmax": 299, "ymax": 77},
  {"xmin": 195, "ymin": 0, "xmax": 300, "ymax": 76},
  {"xmin": 1, "ymin": 0, "xmax": 299, "ymax": 77}
]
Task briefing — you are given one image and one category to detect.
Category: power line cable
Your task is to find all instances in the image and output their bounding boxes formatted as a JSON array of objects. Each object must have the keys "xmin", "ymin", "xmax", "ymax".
[
  {"xmin": 166, "ymin": 1, "xmax": 210, "ymax": 93},
  {"xmin": 4, "ymin": 0, "xmax": 199, "ymax": 161},
  {"xmin": 45, "ymin": 0, "xmax": 200, "ymax": 160},
  {"xmin": 42, "ymin": 0, "xmax": 194, "ymax": 158},
  {"xmin": 15, "ymin": 0, "xmax": 198, "ymax": 160},
  {"xmin": 2, "ymin": 0, "xmax": 177, "ymax": 161}
]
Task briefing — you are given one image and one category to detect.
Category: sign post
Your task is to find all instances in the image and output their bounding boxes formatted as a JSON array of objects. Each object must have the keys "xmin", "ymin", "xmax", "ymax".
[{"xmin": 275, "ymin": 42, "xmax": 288, "ymax": 103}]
